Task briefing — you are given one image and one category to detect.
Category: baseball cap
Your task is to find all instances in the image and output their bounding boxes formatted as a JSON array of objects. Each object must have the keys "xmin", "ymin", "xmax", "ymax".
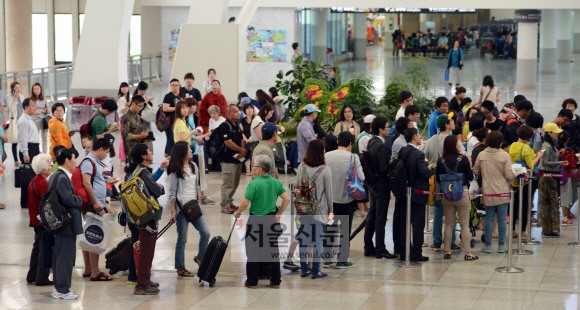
[
  {"xmin": 364, "ymin": 114, "xmax": 376, "ymax": 123},
  {"xmin": 240, "ymin": 97, "xmax": 251, "ymax": 105},
  {"xmin": 543, "ymin": 123, "xmax": 563, "ymax": 134},
  {"xmin": 436, "ymin": 114, "xmax": 450, "ymax": 130},
  {"xmin": 304, "ymin": 103, "xmax": 321, "ymax": 113},
  {"xmin": 261, "ymin": 122, "xmax": 279, "ymax": 140}
]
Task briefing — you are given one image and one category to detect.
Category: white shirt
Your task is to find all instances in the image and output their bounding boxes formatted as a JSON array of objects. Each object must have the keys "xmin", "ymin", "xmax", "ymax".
[
  {"xmin": 117, "ymin": 96, "xmax": 128, "ymax": 118},
  {"xmin": 466, "ymin": 132, "xmax": 478, "ymax": 156},
  {"xmin": 395, "ymin": 106, "xmax": 418, "ymax": 128},
  {"xmin": 181, "ymin": 167, "xmax": 198, "ymax": 202},
  {"xmin": 59, "ymin": 166, "xmax": 73, "ymax": 179},
  {"xmin": 250, "ymin": 115, "xmax": 264, "ymax": 141},
  {"xmin": 18, "ymin": 113, "xmax": 40, "ymax": 156},
  {"xmin": 209, "ymin": 116, "xmax": 226, "ymax": 131}
]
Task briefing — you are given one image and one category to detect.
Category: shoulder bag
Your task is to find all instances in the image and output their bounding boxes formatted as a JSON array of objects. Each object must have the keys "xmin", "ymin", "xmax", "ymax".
[{"xmin": 176, "ymin": 177, "xmax": 202, "ymax": 223}]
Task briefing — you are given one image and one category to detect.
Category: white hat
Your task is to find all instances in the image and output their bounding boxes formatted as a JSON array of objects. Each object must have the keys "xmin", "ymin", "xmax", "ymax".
[{"xmin": 364, "ymin": 114, "xmax": 376, "ymax": 124}]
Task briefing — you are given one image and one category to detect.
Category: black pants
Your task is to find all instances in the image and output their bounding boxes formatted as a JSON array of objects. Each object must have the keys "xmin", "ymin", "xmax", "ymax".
[
  {"xmin": 164, "ymin": 129, "xmax": 174, "ymax": 156},
  {"xmin": 393, "ymin": 197, "xmax": 426, "ymax": 259},
  {"xmin": 245, "ymin": 214, "xmax": 281, "ymax": 286},
  {"xmin": 364, "ymin": 187, "xmax": 391, "ymax": 254},
  {"xmin": 332, "ymin": 201, "xmax": 355, "ymax": 263},
  {"xmin": 12, "ymin": 143, "xmax": 18, "ymax": 162},
  {"xmin": 27, "ymin": 226, "xmax": 51, "ymax": 284},
  {"xmin": 52, "ymin": 233, "xmax": 76, "ymax": 294},
  {"xmin": 512, "ymin": 182, "xmax": 530, "ymax": 232},
  {"xmin": 19, "ymin": 143, "xmax": 40, "ymax": 208}
]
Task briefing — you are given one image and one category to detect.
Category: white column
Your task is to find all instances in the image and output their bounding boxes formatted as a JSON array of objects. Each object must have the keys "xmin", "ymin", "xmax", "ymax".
[
  {"xmin": 187, "ymin": 0, "xmax": 228, "ymax": 24},
  {"xmin": 311, "ymin": 8, "xmax": 328, "ymax": 64},
  {"xmin": 5, "ymin": 0, "xmax": 33, "ymax": 71},
  {"xmin": 516, "ymin": 22, "xmax": 538, "ymax": 89},
  {"xmin": 353, "ymin": 13, "xmax": 367, "ymax": 60},
  {"xmin": 539, "ymin": 10, "xmax": 557, "ymax": 74},
  {"xmin": 0, "ymin": 0, "xmax": 5, "ymax": 72},
  {"xmin": 557, "ymin": 9, "xmax": 572, "ymax": 63},
  {"xmin": 71, "ymin": 0, "xmax": 79, "ymax": 62},
  {"xmin": 69, "ymin": 0, "xmax": 134, "ymax": 97},
  {"xmin": 574, "ymin": 10, "xmax": 580, "ymax": 54},
  {"xmin": 140, "ymin": 6, "xmax": 162, "ymax": 55},
  {"xmin": 46, "ymin": 0, "xmax": 55, "ymax": 66}
]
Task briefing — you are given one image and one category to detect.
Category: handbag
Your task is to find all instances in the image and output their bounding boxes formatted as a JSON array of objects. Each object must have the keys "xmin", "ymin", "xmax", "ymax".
[
  {"xmin": 77, "ymin": 212, "xmax": 115, "ymax": 254},
  {"xmin": 140, "ymin": 102, "xmax": 157, "ymax": 123},
  {"xmin": 345, "ymin": 154, "xmax": 367, "ymax": 200},
  {"xmin": 6, "ymin": 109, "xmax": 18, "ymax": 144},
  {"xmin": 176, "ymin": 181, "xmax": 202, "ymax": 223},
  {"xmin": 42, "ymin": 115, "xmax": 51, "ymax": 130},
  {"xmin": 14, "ymin": 164, "xmax": 35, "ymax": 188}
]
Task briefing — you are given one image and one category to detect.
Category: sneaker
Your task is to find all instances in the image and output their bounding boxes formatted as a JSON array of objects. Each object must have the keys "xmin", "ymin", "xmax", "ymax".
[
  {"xmin": 335, "ymin": 262, "xmax": 353, "ymax": 269},
  {"xmin": 569, "ymin": 212, "xmax": 577, "ymax": 219},
  {"xmin": 52, "ymin": 291, "xmax": 79, "ymax": 300},
  {"xmin": 149, "ymin": 281, "xmax": 159, "ymax": 287},
  {"xmin": 221, "ymin": 207, "xmax": 235, "ymax": 214},
  {"xmin": 322, "ymin": 260, "xmax": 333, "ymax": 268},
  {"xmin": 498, "ymin": 245, "xmax": 507, "ymax": 253},
  {"xmin": 430, "ymin": 243, "xmax": 442, "ymax": 251},
  {"xmin": 134, "ymin": 285, "xmax": 160, "ymax": 295},
  {"xmin": 562, "ymin": 220, "xmax": 574, "ymax": 226},
  {"xmin": 300, "ymin": 271, "xmax": 312, "ymax": 278},
  {"xmin": 450, "ymin": 244, "xmax": 461, "ymax": 251},
  {"xmin": 201, "ymin": 197, "xmax": 215, "ymax": 205},
  {"xmin": 283, "ymin": 261, "xmax": 300, "ymax": 271},
  {"xmin": 127, "ymin": 281, "xmax": 137, "ymax": 286},
  {"xmin": 481, "ymin": 246, "xmax": 492, "ymax": 254},
  {"xmin": 231, "ymin": 203, "xmax": 240, "ymax": 210},
  {"xmin": 311, "ymin": 272, "xmax": 328, "ymax": 279}
]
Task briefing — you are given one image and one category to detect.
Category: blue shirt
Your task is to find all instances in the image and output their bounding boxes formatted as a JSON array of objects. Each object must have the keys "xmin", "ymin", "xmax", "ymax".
[
  {"xmin": 81, "ymin": 153, "xmax": 107, "ymax": 207},
  {"xmin": 187, "ymin": 115, "xmax": 199, "ymax": 155},
  {"xmin": 448, "ymin": 49, "xmax": 464, "ymax": 68},
  {"xmin": 428, "ymin": 110, "xmax": 443, "ymax": 138}
]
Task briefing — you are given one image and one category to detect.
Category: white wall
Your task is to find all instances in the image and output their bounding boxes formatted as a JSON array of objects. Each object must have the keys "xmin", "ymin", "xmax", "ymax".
[
  {"xmin": 160, "ymin": 6, "xmax": 189, "ymax": 83},
  {"xmin": 489, "ymin": 9, "xmax": 515, "ymax": 21}
]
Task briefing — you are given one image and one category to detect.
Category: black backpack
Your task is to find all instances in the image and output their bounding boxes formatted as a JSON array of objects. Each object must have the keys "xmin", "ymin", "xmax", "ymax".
[
  {"xmin": 387, "ymin": 147, "xmax": 415, "ymax": 199},
  {"xmin": 208, "ymin": 121, "xmax": 232, "ymax": 159},
  {"xmin": 359, "ymin": 137, "xmax": 382, "ymax": 188},
  {"xmin": 38, "ymin": 171, "xmax": 71, "ymax": 235}
]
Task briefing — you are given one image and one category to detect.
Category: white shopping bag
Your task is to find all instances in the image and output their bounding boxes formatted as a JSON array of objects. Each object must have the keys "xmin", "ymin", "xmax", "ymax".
[{"xmin": 77, "ymin": 212, "xmax": 115, "ymax": 254}]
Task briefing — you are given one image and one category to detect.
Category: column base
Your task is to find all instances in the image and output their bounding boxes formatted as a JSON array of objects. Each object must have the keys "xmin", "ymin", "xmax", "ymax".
[
  {"xmin": 353, "ymin": 38, "xmax": 367, "ymax": 60},
  {"xmin": 516, "ymin": 58, "xmax": 537, "ymax": 89},
  {"xmin": 539, "ymin": 48, "xmax": 557, "ymax": 74},
  {"xmin": 557, "ymin": 40, "xmax": 571, "ymax": 62}
]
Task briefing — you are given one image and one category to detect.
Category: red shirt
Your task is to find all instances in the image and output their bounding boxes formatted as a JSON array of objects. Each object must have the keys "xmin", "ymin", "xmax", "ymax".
[
  {"xmin": 199, "ymin": 91, "xmax": 228, "ymax": 132},
  {"xmin": 28, "ymin": 174, "xmax": 48, "ymax": 227}
]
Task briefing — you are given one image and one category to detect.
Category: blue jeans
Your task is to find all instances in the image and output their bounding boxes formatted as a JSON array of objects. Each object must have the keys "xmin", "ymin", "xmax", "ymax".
[
  {"xmin": 433, "ymin": 199, "xmax": 456, "ymax": 245},
  {"xmin": 175, "ymin": 210, "xmax": 211, "ymax": 270},
  {"xmin": 297, "ymin": 216, "xmax": 325, "ymax": 273},
  {"xmin": 485, "ymin": 203, "xmax": 508, "ymax": 247}
]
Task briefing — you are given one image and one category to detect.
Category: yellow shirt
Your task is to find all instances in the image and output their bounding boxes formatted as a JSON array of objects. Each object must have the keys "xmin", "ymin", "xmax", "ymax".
[
  {"xmin": 173, "ymin": 118, "xmax": 191, "ymax": 144},
  {"xmin": 509, "ymin": 141, "xmax": 535, "ymax": 186}
]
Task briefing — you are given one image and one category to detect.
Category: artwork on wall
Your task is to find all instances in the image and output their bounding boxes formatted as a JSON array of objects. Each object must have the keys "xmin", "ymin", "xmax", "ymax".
[
  {"xmin": 246, "ymin": 27, "xmax": 287, "ymax": 62},
  {"xmin": 169, "ymin": 28, "xmax": 180, "ymax": 61}
]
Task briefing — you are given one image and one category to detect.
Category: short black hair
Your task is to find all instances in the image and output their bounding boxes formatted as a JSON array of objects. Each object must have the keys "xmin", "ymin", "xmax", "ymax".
[
  {"xmin": 516, "ymin": 100, "xmax": 533, "ymax": 111},
  {"xmin": 170, "ymin": 78, "xmax": 180, "ymax": 85},
  {"xmin": 525, "ymin": 111, "xmax": 544, "ymax": 129},
  {"xmin": 558, "ymin": 108, "xmax": 574, "ymax": 120},
  {"xmin": 361, "ymin": 106, "xmax": 373, "ymax": 116},
  {"xmin": 184, "ymin": 72, "xmax": 194, "ymax": 80},
  {"xmin": 514, "ymin": 95, "xmax": 526, "ymax": 103},
  {"xmin": 469, "ymin": 113, "xmax": 485, "ymax": 131},
  {"xmin": 337, "ymin": 131, "xmax": 355, "ymax": 147},
  {"xmin": 56, "ymin": 148, "xmax": 75, "ymax": 166},
  {"xmin": 132, "ymin": 95, "xmax": 145, "ymax": 103},
  {"xmin": 480, "ymin": 100, "xmax": 495, "ymax": 111},
  {"xmin": 395, "ymin": 117, "xmax": 411, "ymax": 135},
  {"xmin": 51, "ymin": 102, "xmax": 65, "ymax": 114},
  {"xmin": 101, "ymin": 99, "xmax": 118, "ymax": 111},
  {"xmin": 435, "ymin": 97, "xmax": 448, "ymax": 108},
  {"xmin": 371, "ymin": 117, "xmax": 388, "ymax": 136},
  {"xmin": 562, "ymin": 98, "xmax": 578, "ymax": 110},
  {"xmin": 22, "ymin": 98, "xmax": 34, "ymax": 109},
  {"xmin": 399, "ymin": 91, "xmax": 413, "ymax": 104},
  {"xmin": 292, "ymin": 42, "xmax": 299, "ymax": 50},
  {"xmin": 404, "ymin": 128, "xmax": 419, "ymax": 142},
  {"xmin": 207, "ymin": 68, "xmax": 216, "ymax": 75},
  {"xmin": 92, "ymin": 138, "xmax": 112, "ymax": 151},
  {"xmin": 404, "ymin": 105, "xmax": 420, "ymax": 117}
]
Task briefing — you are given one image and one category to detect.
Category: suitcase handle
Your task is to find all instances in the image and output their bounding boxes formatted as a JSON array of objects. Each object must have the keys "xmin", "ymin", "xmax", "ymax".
[
  {"xmin": 226, "ymin": 219, "xmax": 237, "ymax": 244},
  {"xmin": 156, "ymin": 221, "xmax": 173, "ymax": 239}
]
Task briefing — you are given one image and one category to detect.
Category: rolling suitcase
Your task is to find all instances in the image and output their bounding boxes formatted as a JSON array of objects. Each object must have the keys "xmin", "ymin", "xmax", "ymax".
[
  {"xmin": 105, "ymin": 236, "xmax": 132, "ymax": 275},
  {"xmin": 197, "ymin": 221, "xmax": 236, "ymax": 287}
]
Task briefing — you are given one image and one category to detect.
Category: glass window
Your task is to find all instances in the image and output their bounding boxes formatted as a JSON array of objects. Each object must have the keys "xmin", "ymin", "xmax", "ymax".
[
  {"xmin": 302, "ymin": 9, "xmax": 312, "ymax": 58},
  {"xmin": 79, "ymin": 14, "xmax": 85, "ymax": 35},
  {"xmin": 130, "ymin": 15, "xmax": 141, "ymax": 56},
  {"xmin": 55, "ymin": 14, "xmax": 73, "ymax": 63},
  {"xmin": 32, "ymin": 14, "xmax": 49, "ymax": 68}
]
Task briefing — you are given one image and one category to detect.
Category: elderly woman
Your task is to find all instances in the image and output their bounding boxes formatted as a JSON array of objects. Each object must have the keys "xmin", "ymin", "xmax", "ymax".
[
  {"xmin": 26, "ymin": 153, "xmax": 54, "ymax": 286},
  {"xmin": 48, "ymin": 103, "xmax": 75, "ymax": 161}
]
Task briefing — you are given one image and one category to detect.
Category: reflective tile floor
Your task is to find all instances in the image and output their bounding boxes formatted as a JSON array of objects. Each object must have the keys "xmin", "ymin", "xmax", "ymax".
[{"xmin": 1, "ymin": 47, "xmax": 580, "ymax": 309}]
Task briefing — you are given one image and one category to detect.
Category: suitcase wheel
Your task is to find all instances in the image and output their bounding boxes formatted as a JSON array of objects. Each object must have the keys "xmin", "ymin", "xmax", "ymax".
[
  {"xmin": 470, "ymin": 239, "xmax": 476, "ymax": 248},
  {"xmin": 209, "ymin": 280, "xmax": 216, "ymax": 287}
]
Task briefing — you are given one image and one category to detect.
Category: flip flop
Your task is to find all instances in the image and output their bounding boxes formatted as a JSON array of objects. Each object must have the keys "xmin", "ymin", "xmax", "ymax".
[{"xmin": 90, "ymin": 272, "xmax": 113, "ymax": 281}]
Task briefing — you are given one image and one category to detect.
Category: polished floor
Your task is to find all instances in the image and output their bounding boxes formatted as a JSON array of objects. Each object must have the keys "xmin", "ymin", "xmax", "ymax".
[{"xmin": 1, "ymin": 47, "xmax": 580, "ymax": 309}]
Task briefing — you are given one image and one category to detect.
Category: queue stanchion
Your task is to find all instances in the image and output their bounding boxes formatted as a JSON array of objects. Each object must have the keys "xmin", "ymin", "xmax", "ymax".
[
  {"xmin": 525, "ymin": 178, "xmax": 541, "ymax": 245},
  {"xmin": 513, "ymin": 178, "xmax": 532, "ymax": 255},
  {"xmin": 568, "ymin": 186, "xmax": 580, "ymax": 247},
  {"xmin": 424, "ymin": 204, "xmax": 432, "ymax": 234},
  {"xmin": 496, "ymin": 189, "xmax": 524, "ymax": 273},
  {"xmin": 394, "ymin": 187, "xmax": 421, "ymax": 268},
  {"xmin": 289, "ymin": 183, "xmax": 295, "ymax": 239}
]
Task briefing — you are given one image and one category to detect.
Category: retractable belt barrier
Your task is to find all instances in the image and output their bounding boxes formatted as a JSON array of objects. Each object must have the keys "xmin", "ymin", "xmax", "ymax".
[
  {"xmin": 413, "ymin": 189, "xmax": 511, "ymax": 198},
  {"xmin": 533, "ymin": 173, "xmax": 580, "ymax": 178}
]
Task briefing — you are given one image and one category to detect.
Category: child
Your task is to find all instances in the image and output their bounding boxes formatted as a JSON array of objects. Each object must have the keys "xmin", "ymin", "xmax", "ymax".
[
  {"xmin": 558, "ymin": 130, "xmax": 577, "ymax": 226},
  {"xmin": 81, "ymin": 136, "xmax": 93, "ymax": 155},
  {"xmin": 461, "ymin": 97, "xmax": 473, "ymax": 115}
]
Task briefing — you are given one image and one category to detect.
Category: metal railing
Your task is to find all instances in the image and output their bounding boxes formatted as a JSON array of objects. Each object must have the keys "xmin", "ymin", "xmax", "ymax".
[{"xmin": 0, "ymin": 54, "xmax": 162, "ymax": 103}]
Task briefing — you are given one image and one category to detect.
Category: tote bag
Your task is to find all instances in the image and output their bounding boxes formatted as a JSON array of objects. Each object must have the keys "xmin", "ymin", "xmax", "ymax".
[
  {"xmin": 77, "ymin": 212, "xmax": 115, "ymax": 255},
  {"xmin": 345, "ymin": 154, "xmax": 367, "ymax": 200},
  {"xmin": 6, "ymin": 109, "xmax": 18, "ymax": 144}
]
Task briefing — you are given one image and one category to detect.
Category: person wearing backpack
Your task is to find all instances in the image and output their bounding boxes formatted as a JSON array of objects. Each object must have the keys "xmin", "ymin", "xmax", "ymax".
[
  {"xmin": 393, "ymin": 128, "xmax": 432, "ymax": 262},
  {"xmin": 89, "ymin": 99, "xmax": 118, "ymax": 142},
  {"xmin": 502, "ymin": 100, "xmax": 533, "ymax": 145},
  {"xmin": 363, "ymin": 117, "xmax": 397, "ymax": 259},
  {"xmin": 562, "ymin": 99, "xmax": 580, "ymax": 151},
  {"xmin": 50, "ymin": 148, "xmax": 82, "ymax": 299},
  {"xmin": 435, "ymin": 135, "xmax": 478, "ymax": 261}
]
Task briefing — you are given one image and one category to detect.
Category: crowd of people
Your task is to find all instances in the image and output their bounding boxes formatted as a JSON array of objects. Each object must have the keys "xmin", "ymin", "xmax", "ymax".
[{"xmin": 1, "ymin": 69, "xmax": 580, "ymax": 298}]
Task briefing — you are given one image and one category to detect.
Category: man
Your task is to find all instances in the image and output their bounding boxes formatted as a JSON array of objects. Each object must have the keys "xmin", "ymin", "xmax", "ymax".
[
  {"xmin": 436, "ymin": 34, "xmax": 448, "ymax": 57},
  {"xmin": 219, "ymin": 105, "xmax": 247, "ymax": 214},
  {"xmin": 363, "ymin": 117, "xmax": 397, "ymax": 259},
  {"xmin": 424, "ymin": 114, "xmax": 464, "ymax": 251},
  {"xmin": 394, "ymin": 128, "xmax": 432, "ymax": 261},
  {"xmin": 357, "ymin": 106, "xmax": 373, "ymax": 129},
  {"xmin": 324, "ymin": 132, "xmax": 365, "ymax": 268},
  {"xmin": 296, "ymin": 104, "xmax": 319, "ymax": 164},
  {"xmin": 81, "ymin": 138, "xmax": 115, "ymax": 281},
  {"xmin": 472, "ymin": 29, "xmax": 480, "ymax": 48},
  {"xmin": 199, "ymin": 80, "xmax": 228, "ymax": 133},
  {"xmin": 391, "ymin": 117, "xmax": 414, "ymax": 161},
  {"xmin": 481, "ymin": 100, "xmax": 504, "ymax": 131},
  {"xmin": 233, "ymin": 155, "xmax": 290, "ymax": 289},
  {"xmin": 252, "ymin": 122, "xmax": 279, "ymax": 179},
  {"xmin": 553, "ymin": 108, "xmax": 573, "ymax": 128},
  {"xmin": 89, "ymin": 99, "xmax": 118, "ymax": 142},
  {"xmin": 405, "ymin": 104, "xmax": 420, "ymax": 128},
  {"xmin": 18, "ymin": 98, "xmax": 39, "ymax": 208},
  {"xmin": 502, "ymin": 100, "xmax": 533, "ymax": 144},
  {"xmin": 395, "ymin": 91, "xmax": 413, "ymax": 121},
  {"xmin": 121, "ymin": 95, "xmax": 149, "ymax": 157},
  {"xmin": 182, "ymin": 72, "xmax": 203, "ymax": 102},
  {"xmin": 162, "ymin": 79, "xmax": 182, "ymax": 156},
  {"xmin": 427, "ymin": 97, "xmax": 450, "ymax": 138},
  {"xmin": 391, "ymin": 28, "xmax": 400, "ymax": 56},
  {"xmin": 419, "ymin": 35, "xmax": 429, "ymax": 57},
  {"xmin": 290, "ymin": 42, "xmax": 307, "ymax": 64}
]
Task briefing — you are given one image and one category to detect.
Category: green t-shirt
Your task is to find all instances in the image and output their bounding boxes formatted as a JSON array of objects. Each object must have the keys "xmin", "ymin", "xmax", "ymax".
[
  {"xmin": 245, "ymin": 175, "xmax": 286, "ymax": 215},
  {"xmin": 90, "ymin": 110, "xmax": 109, "ymax": 141}
]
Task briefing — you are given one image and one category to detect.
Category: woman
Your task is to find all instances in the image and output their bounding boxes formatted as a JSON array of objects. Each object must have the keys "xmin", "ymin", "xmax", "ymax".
[
  {"xmin": 27, "ymin": 153, "xmax": 54, "ymax": 285},
  {"xmin": 117, "ymin": 82, "xmax": 130, "ymax": 164},
  {"xmin": 132, "ymin": 81, "xmax": 155, "ymax": 152},
  {"xmin": 173, "ymin": 100, "xmax": 198, "ymax": 144},
  {"xmin": 324, "ymin": 135, "xmax": 338, "ymax": 153},
  {"xmin": 333, "ymin": 104, "xmax": 361, "ymax": 137},
  {"xmin": 436, "ymin": 135, "xmax": 478, "ymax": 260},
  {"xmin": 269, "ymin": 87, "xmax": 284, "ymax": 121},
  {"xmin": 295, "ymin": 140, "xmax": 333, "ymax": 279},
  {"xmin": 449, "ymin": 87, "xmax": 466, "ymax": 113},
  {"xmin": 471, "ymin": 127, "xmax": 490, "ymax": 167},
  {"xmin": 240, "ymin": 103, "xmax": 255, "ymax": 175},
  {"xmin": 473, "ymin": 131, "xmax": 516, "ymax": 253},
  {"xmin": 250, "ymin": 103, "xmax": 274, "ymax": 142},
  {"xmin": 447, "ymin": 41, "xmax": 464, "ymax": 87},
  {"xmin": 202, "ymin": 68, "xmax": 223, "ymax": 95},
  {"xmin": 30, "ymin": 83, "xmax": 50, "ymax": 154},
  {"xmin": 124, "ymin": 144, "xmax": 165, "ymax": 294},
  {"xmin": 48, "ymin": 103, "xmax": 74, "ymax": 161},
  {"xmin": 5, "ymin": 81, "xmax": 25, "ymax": 166},
  {"xmin": 200, "ymin": 105, "xmax": 226, "ymax": 172},
  {"xmin": 475, "ymin": 75, "xmax": 501, "ymax": 110},
  {"xmin": 121, "ymin": 95, "xmax": 149, "ymax": 158},
  {"xmin": 256, "ymin": 89, "xmax": 278, "ymax": 122},
  {"xmin": 466, "ymin": 112, "xmax": 486, "ymax": 160},
  {"xmin": 168, "ymin": 141, "xmax": 210, "ymax": 277},
  {"xmin": 462, "ymin": 106, "xmax": 479, "ymax": 141},
  {"xmin": 449, "ymin": 111, "xmax": 463, "ymax": 143},
  {"xmin": 50, "ymin": 148, "xmax": 82, "ymax": 299},
  {"xmin": 539, "ymin": 123, "xmax": 569, "ymax": 238}
]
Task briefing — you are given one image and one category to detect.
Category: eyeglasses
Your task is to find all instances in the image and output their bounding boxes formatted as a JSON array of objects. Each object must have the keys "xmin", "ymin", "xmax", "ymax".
[{"xmin": 170, "ymin": 84, "xmax": 180, "ymax": 87}]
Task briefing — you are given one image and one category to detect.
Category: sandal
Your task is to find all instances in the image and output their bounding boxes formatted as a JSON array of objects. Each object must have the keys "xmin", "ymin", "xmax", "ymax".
[
  {"xmin": 246, "ymin": 172, "xmax": 252, "ymax": 176},
  {"xmin": 90, "ymin": 272, "xmax": 112, "ymax": 281},
  {"xmin": 82, "ymin": 273, "xmax": 91, "ymax": 278},
  {"xmin": 177, "ymin": 269, "xmax": 194, "ymax": 277}
]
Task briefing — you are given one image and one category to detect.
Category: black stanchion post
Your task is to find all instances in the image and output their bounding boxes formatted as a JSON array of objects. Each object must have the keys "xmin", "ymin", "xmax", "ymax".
[
  {"xmin": 514, "ymin": 178, "xmax": 533, "ymax": 255},
  {"xmin": 394, "ymin": 187, "xmax": 421, "ymax": 268},
  {"xmin": 496, "ymin": 189, "xmax": 524, "ymax": 273},
  {"xmin": 289, "ymin": 183, "xmax": 294, "ymax": 239},
  {"xmin": 568, "ymin": 186, "xmax": 580, "ymax": 247},
  {"xmin": 525, "ymin": 179, "xmax": 541, "ymax": 245}
]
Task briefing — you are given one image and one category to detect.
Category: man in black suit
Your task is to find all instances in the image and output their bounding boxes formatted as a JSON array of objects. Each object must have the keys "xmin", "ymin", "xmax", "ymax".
[
  {"xmin": 394, "ymin": 128, "xmax": 432, "ymax": 262},
  {"xmin": 363, "ymin": 117, "xmax": 397, "ymax": 259}
]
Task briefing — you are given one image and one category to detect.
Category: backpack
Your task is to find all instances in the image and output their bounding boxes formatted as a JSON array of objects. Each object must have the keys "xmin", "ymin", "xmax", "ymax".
[
  {"xmin": 120, "ymin": 167, "xmax": 162, "ymax": 228},
  {"xmin": 499, "ymin": 115, "xmax": 522, "ymax": 141},
  {"xmin": 387, "ymin": 147, "xmax": 415, "ymax": 199},
  {"xmin": 155, "ymin": 104, "xmax": 171, "ymax": 132},
  {"xmin": 38, "ymin": 171, "xmax": 71, "ymax": 234},
  {"xmin": 439, "ymin": 157, "xmax": 465, "ymax": 201},
  {"xmin": 359, "ymin": 137, "xmax": 381, "ymax": 187},
  {"xmin": 71, "ymin": 158, "xmax": 97, "ymax": 208},
  {"xmin": 294, "ymin": 165, "xmax": 325, "ymax": 215},
  {"xmin": 79, "ymin": 113, "xmax": 98, "ymax": 137},
  {"xmin": 208, "ymin": 121, "xmax": 232, "ymax": 159}
]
